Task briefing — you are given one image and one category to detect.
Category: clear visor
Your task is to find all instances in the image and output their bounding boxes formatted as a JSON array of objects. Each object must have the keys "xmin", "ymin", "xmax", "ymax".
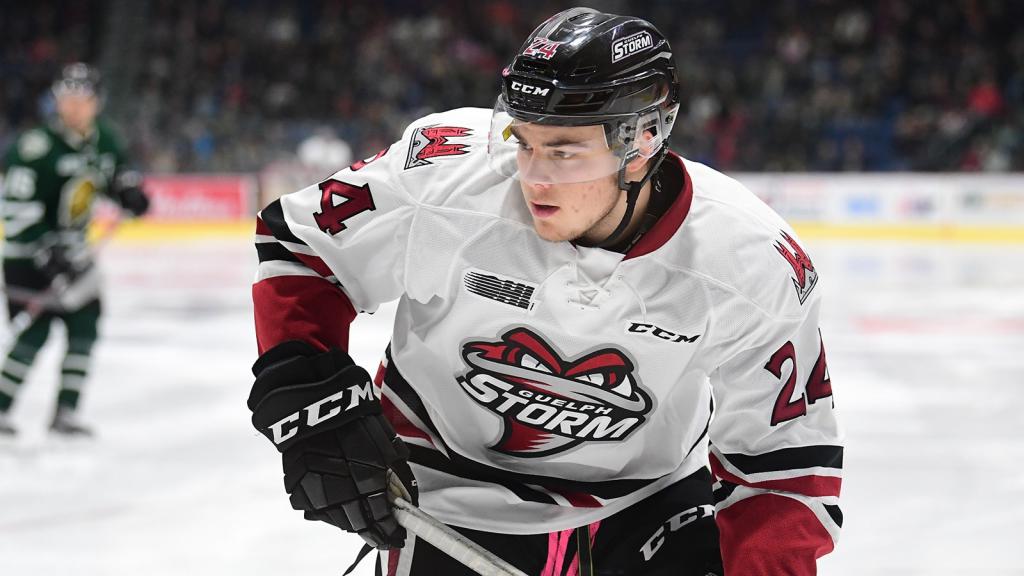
[{"xmin": 487, "ymin": 96, "xmax": 663, "ymax": 185}]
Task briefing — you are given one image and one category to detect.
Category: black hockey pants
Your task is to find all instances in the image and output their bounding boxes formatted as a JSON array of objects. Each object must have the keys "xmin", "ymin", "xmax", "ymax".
[{"xmin": 377, "ymin": 468, "xmax": 723, "ymax": 576}]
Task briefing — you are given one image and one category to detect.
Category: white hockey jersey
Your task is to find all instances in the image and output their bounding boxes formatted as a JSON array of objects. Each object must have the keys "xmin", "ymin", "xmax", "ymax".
[{"xmin": 254, "ymin": 107, "xmax": 843, "ymax": 573}]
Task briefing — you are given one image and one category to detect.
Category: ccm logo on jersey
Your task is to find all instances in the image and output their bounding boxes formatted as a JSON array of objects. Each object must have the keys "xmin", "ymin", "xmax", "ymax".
[
  {"xmin": 627, "ymin": 322, "xmax": 700, "ymax": 344},
  {"xmin": 266, "ymin": 381, "xmax": 375, "ymax": 445},
  {"xmin": 456, "ymin": 327, "xmax": 653, "ymax": 458},
  {"xmin": 612, "ymin": 31, "xmax": 654, "ymax": 62},
  {"xmin": 640, "ymin": 505, "xmax": 715, "ymax": 561},
  {"xmin": 510, "ymin": 81, "xmax": 550, "ymax": 96},
  {"xmin": 775, "ymin": 231, "xmax": 818, "ymax": 304}
]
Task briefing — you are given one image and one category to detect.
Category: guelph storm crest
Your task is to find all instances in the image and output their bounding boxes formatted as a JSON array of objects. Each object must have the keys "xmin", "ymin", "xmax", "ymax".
[{"xmin": 456, "ymin": 328, "xmax": 653, "ymax": 458}]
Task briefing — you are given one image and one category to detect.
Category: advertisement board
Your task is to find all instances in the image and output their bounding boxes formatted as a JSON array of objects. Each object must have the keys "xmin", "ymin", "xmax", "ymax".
[{"xmin": 733, "ymin": 173, "xmax": 1024, "ymax": 232}]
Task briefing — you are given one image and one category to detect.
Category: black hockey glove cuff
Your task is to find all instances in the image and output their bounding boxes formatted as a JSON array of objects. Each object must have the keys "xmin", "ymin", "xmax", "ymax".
[
  {"xmin": 248, "ymin": 341, "xmax": 418, "ymax": 549},
  {"xmin": 249, "ymin": 342, "xmax": 380, "ymax": 450},
  {"xmin": 33, "ymin": 244, "xmax": 89, "ymax": 284},
  {"xmin": 111, "ymin": 170, "xmax": 150, "ymax": 217}
]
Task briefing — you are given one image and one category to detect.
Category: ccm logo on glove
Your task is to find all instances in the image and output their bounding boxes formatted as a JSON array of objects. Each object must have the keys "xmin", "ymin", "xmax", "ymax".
[{"xmin": 269, "ymin": 380, "xmax": 375, "ymax": 445}]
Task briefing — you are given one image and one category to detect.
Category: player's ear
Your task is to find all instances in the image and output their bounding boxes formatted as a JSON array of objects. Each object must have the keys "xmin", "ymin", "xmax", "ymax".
[{"xmin": 624, "ymin": 130, "xmax": 657, "ymax": 176}]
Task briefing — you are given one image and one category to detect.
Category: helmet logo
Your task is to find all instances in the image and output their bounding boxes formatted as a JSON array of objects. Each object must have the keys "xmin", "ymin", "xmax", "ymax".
[
  {"xmin": 611, "ymin": 31, "xmax": 654, "ymax": 63},
  {"xmin": 523, "ymin": 37, "xmax": 562, "ymax": 60},
  {"xmin": 510, "ymin": 81, "xmax": 550, "ymax": 96}
]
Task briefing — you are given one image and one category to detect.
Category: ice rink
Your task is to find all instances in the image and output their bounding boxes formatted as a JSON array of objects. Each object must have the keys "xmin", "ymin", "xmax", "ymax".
[{"xmin": 1, "ymin": 230, "xmax": 1022, "ymax": 575}]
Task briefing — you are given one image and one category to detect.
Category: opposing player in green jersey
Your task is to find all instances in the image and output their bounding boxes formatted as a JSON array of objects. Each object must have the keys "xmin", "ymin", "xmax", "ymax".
[{"xmin": 0, "ymin": 63, "xmax": 149, "ymax": 437}]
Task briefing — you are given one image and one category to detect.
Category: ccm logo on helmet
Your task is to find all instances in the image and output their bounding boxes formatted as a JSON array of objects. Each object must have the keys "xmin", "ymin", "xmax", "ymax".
[
  {"xmin": 511, "ymin": 81, "xmax": 550, "ymax": 96},
  {"xmin": 612, "ymin": 31, "xmax": 654, "ymax": 62},
  {"xmin": 267, "ymin": 381, "xmax": 375, "ymax": 445}
]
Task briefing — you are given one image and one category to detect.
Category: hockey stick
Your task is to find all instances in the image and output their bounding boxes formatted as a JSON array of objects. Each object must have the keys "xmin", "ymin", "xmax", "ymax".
[
  {"xmin": 391, "ymin": 497, "xmax": 528, "ymax": 576},
  {"xmin": 2, "ymin": 216, "xmax": 122, "ymax": 348}
]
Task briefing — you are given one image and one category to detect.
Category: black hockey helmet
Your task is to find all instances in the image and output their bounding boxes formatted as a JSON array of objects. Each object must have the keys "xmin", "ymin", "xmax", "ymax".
[
  {"xmin": 488, "ymin": 7, "xmax": 681, "ymax": 245},
  {"xmin": 52, "ymin": 62, "xmax": 103, "ymax": 99},
  {"xmin": 502, "ymin": 8, "xmax": 678, "ymax": 123}
]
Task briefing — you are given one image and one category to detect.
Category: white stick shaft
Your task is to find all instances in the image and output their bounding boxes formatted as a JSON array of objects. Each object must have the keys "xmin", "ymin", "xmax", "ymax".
[{"xmin": 391, "ymin": 498, "xmax": 527, "ymax": 576}]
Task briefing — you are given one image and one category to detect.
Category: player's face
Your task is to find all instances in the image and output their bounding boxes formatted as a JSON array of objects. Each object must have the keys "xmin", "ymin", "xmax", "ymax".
[
  {"xmin": 513, "ymin": 123, "xmax": 625, "ymax": 243},
  {"xmin": 56, "ymin": 93, "xmax": 100, "ymax": 135}
]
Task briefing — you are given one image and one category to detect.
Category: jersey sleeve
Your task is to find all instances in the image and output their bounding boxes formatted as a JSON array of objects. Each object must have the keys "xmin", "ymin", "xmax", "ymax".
[
  {"xmin": 1, "ymin": 131, "xmax": 49, "ymax": 244},
  {"xmin": 708, "ymin": 292, "xmax": 843, "ymax": 575},
  {"xmin": 252, "ymin": 144, "xmax": 414, "ymax": 355}
]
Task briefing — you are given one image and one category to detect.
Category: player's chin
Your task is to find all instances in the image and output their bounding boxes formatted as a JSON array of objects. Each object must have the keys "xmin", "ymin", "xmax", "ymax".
[{"xmin": 531, "ymin": 219, "xmax": 577, "ymax": 243}]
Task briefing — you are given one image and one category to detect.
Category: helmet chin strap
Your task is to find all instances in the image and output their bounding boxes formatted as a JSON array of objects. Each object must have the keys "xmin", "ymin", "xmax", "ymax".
[{"xmin": 594, "ymin": 146, "xmax": 669, "ymax": 249}]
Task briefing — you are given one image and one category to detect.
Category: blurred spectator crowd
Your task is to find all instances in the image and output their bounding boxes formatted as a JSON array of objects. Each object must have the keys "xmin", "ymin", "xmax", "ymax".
[{"xmin": 2, "ymin": 0, "xmax": 1022, "ymax": 173}]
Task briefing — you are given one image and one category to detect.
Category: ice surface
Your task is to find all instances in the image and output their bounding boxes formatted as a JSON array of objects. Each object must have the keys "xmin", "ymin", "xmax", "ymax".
[{"xmin": 0, "ymin": 234, "xmax": 1021, "ymax": 575}]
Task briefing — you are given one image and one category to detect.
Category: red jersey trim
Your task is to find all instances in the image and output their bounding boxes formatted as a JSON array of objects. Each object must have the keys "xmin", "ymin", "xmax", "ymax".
[
  {"xmin": 711, "ymin": 453, "xmax": 842, "ymax": 498},
  {"xmin": 547, "ymin": 488, "xmax": 603, "ymax": 508},
  {"xmin": 625, "ymin": 151, "xmax": 694, "ymax": 260},
  {"xmin": 255, "ymin": 216, "xmax": 272, "ymax": 237},
  {"xmin": 717, "ymin": 493, "xmax": 834, "ymax": 576},
  {"xmin": 252, "ymin": 275, "xmax": 356, "ymax": 354},
  {"xmin": 381, "ymin": 393, "xmax": 437, "ymax": 447}
]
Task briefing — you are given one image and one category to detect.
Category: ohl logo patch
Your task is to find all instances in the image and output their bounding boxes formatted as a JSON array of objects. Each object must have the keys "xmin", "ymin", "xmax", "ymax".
[
  {"xmin": 456, "ymin": 328, "xmax": 653, "ymax": 458},
  {"xmin": 775, "ymin": 231, "xmax": 818, "ymax": 304},
  {"xmin": 405, "ymin": 125, "xmax": 472, "ymax": 169}
]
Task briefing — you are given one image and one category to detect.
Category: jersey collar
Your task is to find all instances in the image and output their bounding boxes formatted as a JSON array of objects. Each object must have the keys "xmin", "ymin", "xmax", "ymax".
[
  {"xmin": 49, "ymin": 118, "xmax": 97, "ymax": 149},
  {"xmin": 624, "ymin": 151, "xmax": 693, "ymax": 260}
]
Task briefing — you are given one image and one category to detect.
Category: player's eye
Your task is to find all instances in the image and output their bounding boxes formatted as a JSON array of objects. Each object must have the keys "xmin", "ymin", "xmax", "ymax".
[
  {"xmin": 520, "ymin": 353, "xmax": 551, "ymax": 373},
  {"xmin": 517, "ymin": 141, "xmax": 533, "ymax": 152},
  {"xmin": 551, "ymin": 150, "xmax": 575, "ymax": 160}
]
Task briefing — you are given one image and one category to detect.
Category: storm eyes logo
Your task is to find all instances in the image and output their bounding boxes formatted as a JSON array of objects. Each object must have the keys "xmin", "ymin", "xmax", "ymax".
[
  {"xmin": 775, "ymin": 231, "xmax": 818, "ymax": 304},
  {"xmin": 456, "ymin": 328, "xmax": 653, "ymax": 458}
]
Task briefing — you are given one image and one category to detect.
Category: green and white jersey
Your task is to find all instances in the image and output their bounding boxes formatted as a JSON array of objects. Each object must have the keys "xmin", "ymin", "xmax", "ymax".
[{"xmin": 1, "ymin": 119, "xmax": 127, "ymax": 261}]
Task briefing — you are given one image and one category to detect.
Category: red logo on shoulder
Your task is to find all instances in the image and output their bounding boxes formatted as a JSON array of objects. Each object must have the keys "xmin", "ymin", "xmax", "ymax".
[
  {"xmin": 775, "ymin": 231, "xmax": 818, "ymax": 304},
  {"xmin": 405, "ymin": 126, "xmax": 472, "ymax": 170}
]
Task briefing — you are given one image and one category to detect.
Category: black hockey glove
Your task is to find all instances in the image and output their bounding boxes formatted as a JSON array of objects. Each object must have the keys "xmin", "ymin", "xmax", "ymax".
[
  {"xmin": 248, "ymin": 340, "xmax": 417, "ymax": 550},
  {"xmin": 110, "ymin": 170, "xmax": 150, "ymax": 217},
  {"xmin": 32, "ymin": 244, "xmax": 89, "ymax": 285}
]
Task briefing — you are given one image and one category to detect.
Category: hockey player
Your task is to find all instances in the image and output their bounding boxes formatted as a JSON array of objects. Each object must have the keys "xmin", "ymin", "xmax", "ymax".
[
  {"xmin": 0, "ymin": 63, "xmax": 150, "ymax": 437},
  {"xmin": 250, "ymin": 8, "xmax": 842, "ymax": 575}
]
